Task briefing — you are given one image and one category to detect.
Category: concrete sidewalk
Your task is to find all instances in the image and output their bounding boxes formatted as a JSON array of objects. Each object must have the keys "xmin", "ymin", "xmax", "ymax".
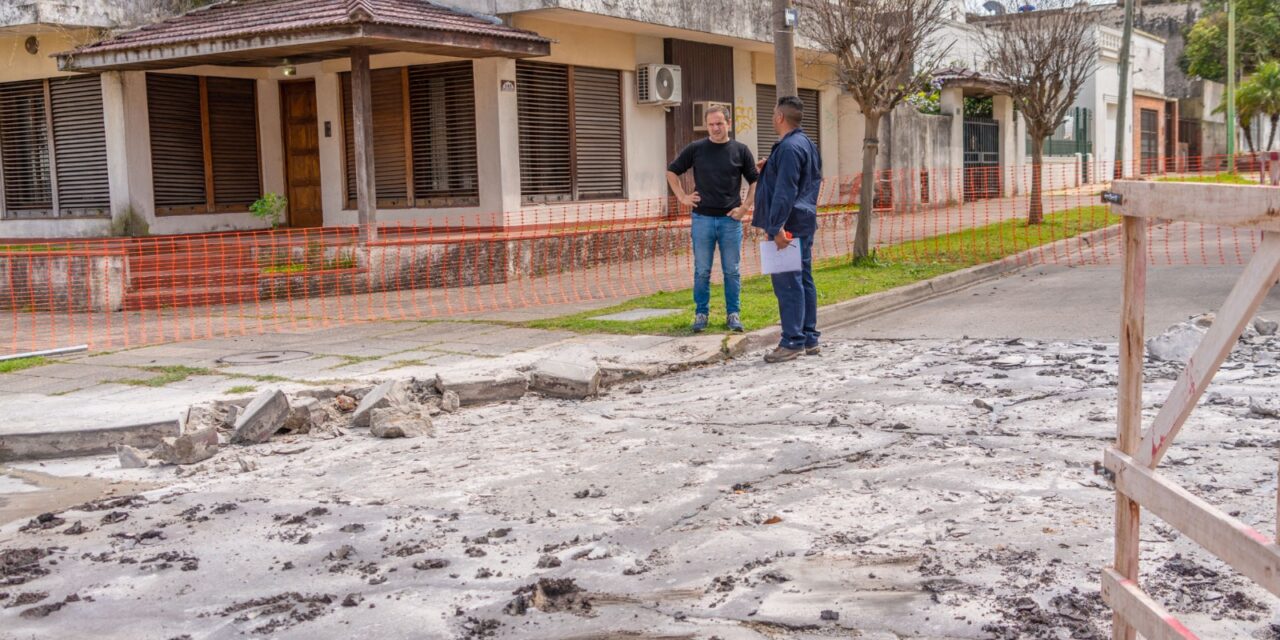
[{"xmin": 0, "ymin": 309, "xmax": 739, "ymax": 437}]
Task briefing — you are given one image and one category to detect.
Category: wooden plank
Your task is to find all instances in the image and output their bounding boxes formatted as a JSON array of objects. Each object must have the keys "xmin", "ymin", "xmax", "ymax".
[
  {"xmin": 199, "ymin": 76, "xmax": 215, "ymax": 213},
  {"xmin": 1101, "ymin": 568, "xmax": 1200, "ymax": 640},
  {"xmin": 1112, "ymin": 215, "xmax": 1147, "ymax": 640},
  {"xmin": 1137, "ymin": 232, "xmax": 1280, "ymax": 468},
  {"xmin": 1106, "ymin": 448, "xmax": 1280, "ymax": 598},
  {"xmin": 401, "ymin": 66, "xmax": 414, "ymax": 204},
  {"xmin": 1110, "ymin": 180, "xmax": 1280, "ymax": 231},
  {"xmin": 350, "ymin": 46, "xmax": 377, "ymax": 242}
]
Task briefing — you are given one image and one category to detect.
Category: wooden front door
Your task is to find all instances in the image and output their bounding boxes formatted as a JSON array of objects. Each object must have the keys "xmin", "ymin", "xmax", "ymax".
[{"xmin": 280, "ymin": 80, "xmax": 323, "ymax": 227}]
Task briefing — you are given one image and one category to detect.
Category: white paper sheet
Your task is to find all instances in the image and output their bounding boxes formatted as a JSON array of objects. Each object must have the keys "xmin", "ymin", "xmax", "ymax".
[{"xmin": 759, "ymin": 240, "xmax": 802, "ymax": 275}]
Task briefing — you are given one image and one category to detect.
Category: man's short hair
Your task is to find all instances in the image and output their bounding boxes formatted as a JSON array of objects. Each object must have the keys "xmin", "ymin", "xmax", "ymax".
[
  {"xmin": 705, "ymin": 104, "xmax": 732, "ymax": 124},
  {"xmin": 776, "ymin": 95, "xmax": 804, "ymax": 127}
]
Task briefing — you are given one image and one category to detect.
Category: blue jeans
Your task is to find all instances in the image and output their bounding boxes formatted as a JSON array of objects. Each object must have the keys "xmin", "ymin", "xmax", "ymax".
[
  {"xmin": 691, "ymin": 213, "xmax": 742, "ymax": 315},
  {"xmin": 769, "ymin": 235, "xmax": 819, "ymax": 350}
]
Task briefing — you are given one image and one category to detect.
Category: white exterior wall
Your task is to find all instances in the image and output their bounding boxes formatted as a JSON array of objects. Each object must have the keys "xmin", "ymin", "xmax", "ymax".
[{"xmin": 1132, "ymin": 32, "xmax": 1166, "ymax": 97}]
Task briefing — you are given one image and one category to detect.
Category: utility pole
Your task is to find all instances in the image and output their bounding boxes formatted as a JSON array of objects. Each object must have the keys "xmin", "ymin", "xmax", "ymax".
[
  {"xmin": 1113, "ymin": 0, "xmax": 1135, "ymax": 180},
  {"xmin": 1226, "ymin": 0, "xmax": 1236, "ymax": 173},
  {"xmin": 773, "ymin": 0, "xmax": 797, "ymax": 98}
]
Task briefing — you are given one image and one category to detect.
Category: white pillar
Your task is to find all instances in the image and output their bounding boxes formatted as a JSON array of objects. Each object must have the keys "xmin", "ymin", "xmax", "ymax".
[
  {"xmin": 940, "ymin": 86, "xmax": 964, "ymax": 204},
  {"xmin": 475, "ymin": 58, "xmax": 522, "ymax": 226},
  {"xmin": 993, "ymin": 94, "xmax": 1017, "ymax": 197}
]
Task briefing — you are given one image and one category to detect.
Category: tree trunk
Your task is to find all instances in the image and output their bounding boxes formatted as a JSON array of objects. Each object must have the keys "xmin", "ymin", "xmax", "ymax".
[
  {"xmin": 1268, "ymin": 115, "xmax": 1278, "ymax": 151},
  {"xmin": 1029, "ymin": 136, "xmax": 1045, "ymax": 226},
  {"xmin": 854, "ymin": 112, "xmax": 882, "ymax": 260},
  {"xmin": 1243, "ymin": 123, "xmax": 1256, "ymax": 155}
]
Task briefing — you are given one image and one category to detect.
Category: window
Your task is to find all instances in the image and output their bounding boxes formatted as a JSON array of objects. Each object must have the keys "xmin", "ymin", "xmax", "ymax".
[
  {"xmin": 755, "ymin": 85, "xmax": 821, "ymax": 154},
  {"xmin": 516, "ymin": 61, "xmax": 624, "ymax": 203},
  {"xmin": 147, "ymin": 73, "xmax": 261, "ymax": 215},
  {"xmin": 0, "ymin": 75, "xmax": 109, "ymax": 219},
  {"xmin": 341, "ymin": 62, "xmax": 480, "ymax": 209}
]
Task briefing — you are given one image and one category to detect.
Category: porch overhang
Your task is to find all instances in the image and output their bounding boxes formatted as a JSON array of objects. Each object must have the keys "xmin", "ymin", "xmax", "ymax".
[
  {"xmin": 58, "ymin": 25, "xmax": 549, "ymax": 71},
  {"xmin": 933, "ymin": 68, "xmax": 1013, "ymax": 96},
  {"xmin": 56, "ymin": 0, "xmax": 552, "ymax": 72}
]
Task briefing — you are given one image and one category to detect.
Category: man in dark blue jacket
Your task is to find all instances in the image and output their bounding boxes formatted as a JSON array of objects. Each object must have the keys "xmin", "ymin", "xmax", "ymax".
[{"xmin": 753, "ymin": 95, "xmax": 822, "ymax": 363}]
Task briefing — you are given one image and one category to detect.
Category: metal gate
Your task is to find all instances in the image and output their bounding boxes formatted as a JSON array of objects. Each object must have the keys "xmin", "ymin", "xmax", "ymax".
[{"xmin": 964, "ymin": 118, "xmax": 1001, "ymax": 200}]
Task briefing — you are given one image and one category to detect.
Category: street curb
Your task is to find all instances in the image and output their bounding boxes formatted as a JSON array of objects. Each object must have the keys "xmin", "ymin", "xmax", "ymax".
[
  {"xmin": 0, "ymin": 225, "xmax": 1120, "ymax": 463},
  {"xmin": 0, "ymin": 420, "xmax": 178, "ymax": 463},
  {"xmin": 732, "ymin": 223, "xmax": 1123, "ymax": 355}
]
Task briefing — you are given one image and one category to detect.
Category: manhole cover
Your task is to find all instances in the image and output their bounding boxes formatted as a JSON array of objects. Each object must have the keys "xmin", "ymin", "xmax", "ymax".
[{"xmin": 217, "ymin": 350, "xmax": 312, "ymax": 365}]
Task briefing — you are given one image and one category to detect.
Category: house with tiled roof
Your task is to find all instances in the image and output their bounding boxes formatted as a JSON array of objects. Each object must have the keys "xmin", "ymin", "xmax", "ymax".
[{"xmin": 1, "ymin": 0, "xmax": 872, "ymax": 239}]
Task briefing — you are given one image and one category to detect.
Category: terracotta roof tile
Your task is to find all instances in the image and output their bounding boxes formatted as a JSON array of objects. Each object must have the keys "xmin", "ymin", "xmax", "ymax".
[{"xmin": 72, "ymin": 0, "xmax": 549, "ymax": 54}]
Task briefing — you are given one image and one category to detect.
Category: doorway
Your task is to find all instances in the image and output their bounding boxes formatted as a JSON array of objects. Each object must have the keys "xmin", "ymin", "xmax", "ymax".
[{"xmin": 279, "ymin": 80, "xmax": 323, "ymax": 228}]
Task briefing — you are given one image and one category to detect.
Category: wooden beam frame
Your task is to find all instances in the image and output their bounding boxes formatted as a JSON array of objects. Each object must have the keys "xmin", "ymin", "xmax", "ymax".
[
  {"xmin": 1137, "ymin": 232, "xmax": 1280, "ymax": 468},
  {"xmin": 1106, "ymin": 449, "xmax": 1280, "ymax": 596},
  {"xmin": 1110, "ymin": 180, "xmax": 1280, "ymax": 232},
  {"xmin": 1105, "ymin": 180, "xmax": 1280, "ymax": 638},
  {"xmin": 1113, "ymin": 216, "xmax": 1146, "ymax": 640},
  {"xmin": 1101, "ymin": 569, "xmax": 1200, "ymax": 640}
]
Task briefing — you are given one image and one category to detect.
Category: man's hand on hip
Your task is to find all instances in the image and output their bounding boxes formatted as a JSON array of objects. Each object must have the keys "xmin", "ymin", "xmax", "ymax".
[{"xmin": 728, "ymin": 206, "xmax": 748, "ymax": 221}]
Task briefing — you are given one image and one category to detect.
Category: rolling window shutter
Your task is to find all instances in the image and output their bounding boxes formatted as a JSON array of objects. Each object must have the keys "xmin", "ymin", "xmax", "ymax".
[
  {"xmin": 206, "ymin": 77, "xmax": 260, "ymax": 207},
  {"xmin": 516, "ymin": 61, "xmax": 571, "ymax": 201},
  {"xmin": 147, "ymin": 73, "xmax": 206, "ymax": 208},
  {"xmin": 50, "ymin": 75, "xmax": 109, "ymax": 214},
  {"xmin": 800, "ymin": 88, "xmax": 821, "ymax": 148},
  {"xmin": 0, "ymin": 79, "xmax": 53, "ymax": 215},
  {"xmin": 755, "ymin": 84, "xmax": 777, "ymax": 154},
  {"xmin": 756, "ymin": 85, "xmax": 820, "ymax": 153},
  {"xmin": 342, "ymin": 69, "xmax": 408, "ymax": 206},
  {"xmin": 408, "ymin": 61, "xmax": 479, "ymax": 206},
  {"xmin": 572, "ymin": 67, "xmax": 624, "ymax": 200}
]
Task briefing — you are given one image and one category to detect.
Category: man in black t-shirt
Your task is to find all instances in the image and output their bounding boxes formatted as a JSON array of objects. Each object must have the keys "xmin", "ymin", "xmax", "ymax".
[{"xmin": 666, "ymin": 105, "xmax": 759, "ymax": 333}]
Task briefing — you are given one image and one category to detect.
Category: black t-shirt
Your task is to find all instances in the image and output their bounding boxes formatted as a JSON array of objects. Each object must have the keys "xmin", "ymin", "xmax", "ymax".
[{"xmin": 667, "ymin": 138, "xmax": 758, "ymax": 216}]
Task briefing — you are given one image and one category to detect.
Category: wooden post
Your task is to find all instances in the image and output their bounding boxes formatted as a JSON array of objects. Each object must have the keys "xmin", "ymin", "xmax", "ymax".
[
  {"xmin": 1113, "ymin": 215, "xmax": 1147, "ymax": 640},
  {"xmin": 350, "ymin": 46, "xmax": 377, "ymax": 243}
]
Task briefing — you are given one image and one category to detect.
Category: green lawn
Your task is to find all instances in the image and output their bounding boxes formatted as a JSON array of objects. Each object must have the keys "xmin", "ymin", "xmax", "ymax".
[
  {"xmin": 1156, "ymin": 172, "xmax": 1258, "ymax": 185},
  {"xmin": 527, "ymin": 206, "xmax": 1118, "ymax": 336},
  {"xmin": 0, "ymin": 356, "xmax": 48, "ymax": 374}
]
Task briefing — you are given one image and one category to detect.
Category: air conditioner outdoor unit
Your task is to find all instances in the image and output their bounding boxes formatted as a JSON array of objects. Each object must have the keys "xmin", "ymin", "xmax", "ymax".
[{"xmin": 637, "ymin": 64, "xmax": 681, "ymax": 106}]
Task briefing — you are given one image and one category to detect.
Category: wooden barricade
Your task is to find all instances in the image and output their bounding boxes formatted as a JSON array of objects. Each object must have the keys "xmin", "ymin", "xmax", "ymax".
[{"xmin": 1103, "ymin": 181, "xmax": 1280, "ymax": 639}]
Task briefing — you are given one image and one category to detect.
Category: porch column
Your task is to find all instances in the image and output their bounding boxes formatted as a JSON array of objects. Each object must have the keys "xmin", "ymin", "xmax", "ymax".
[
  {"xmin": 940, "ymin": 86, "xmax": 964, "ymax": 204},
  {"xmin": 475, "ymin": 58, "xmax": 522, "ymax": 225},
  {"xmin": 993, "ymin": 94, "xmax": 1017, "ymax": 197},
  {"xmin": 350, "ymin": 46, "xmax": 377, "ymax": 242}
]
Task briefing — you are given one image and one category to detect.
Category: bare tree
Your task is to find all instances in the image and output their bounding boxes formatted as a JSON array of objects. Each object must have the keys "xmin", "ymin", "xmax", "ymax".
[
  {"xmin": 980, "ymin": 1, "xmax": 1099, "ymax": 225},
  {"xmin": 800, "ymin": 0, "xmax": 952, "ymax": 260}
]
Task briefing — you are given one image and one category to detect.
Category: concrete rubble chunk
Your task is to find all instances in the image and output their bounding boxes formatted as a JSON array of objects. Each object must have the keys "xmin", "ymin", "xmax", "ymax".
[
  {"xmin": 1255, "ymin": 317, "xmax": 1278, "ymax": 336},
  {"xmin": 369, "ymin": 407, "xmax": 432, "ymax": 439},
  {"xmin": 231, "ymin": 390, "xmax": 290, "ymax": 444},
  {"xmin": 153, "ymin": 427, "xmax": 219, "ymax": 465},
  {"xmin": 283, "ymin": 397, "xmax": 326, "ymax": 434},
  {"xmin": 531, "ymin": 358, "xmax": 601, "ymax": 399},
  {"xmin": 352, "ymin": 380, "xmax": 412, "ymax": 428},
  {"xmin": 435, "ymin": 370, "xmax": 528, "ymax": 406},
  {"xmin": 440, "ymin": 390, "xmax": 460, "ymax": 413},
  {"xmin": 116, "ymin": 445, "xmax": 149, "ymax": 469},
  {"xmin": 180, "ymin": 403, "xmax": 234, "ymax": 435},
  {"xmin": 1146, "ymin": 321, "xmax": 1206, "ymax": 363}
]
